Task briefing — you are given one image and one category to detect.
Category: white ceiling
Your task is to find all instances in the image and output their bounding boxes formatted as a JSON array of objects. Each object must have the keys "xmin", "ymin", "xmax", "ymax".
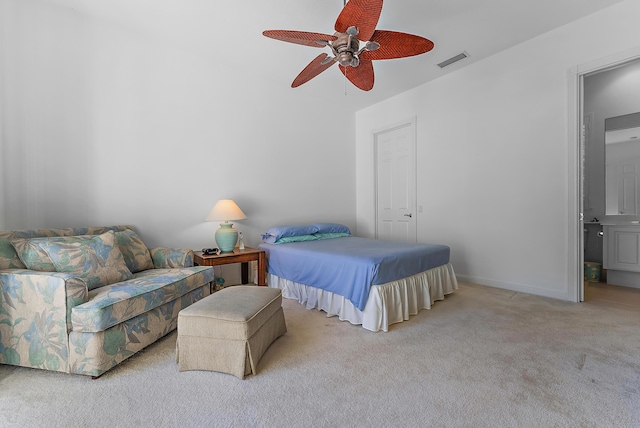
[{"xmin": 40, "ymin": 0, "xmax": 624, "ymax": 110}]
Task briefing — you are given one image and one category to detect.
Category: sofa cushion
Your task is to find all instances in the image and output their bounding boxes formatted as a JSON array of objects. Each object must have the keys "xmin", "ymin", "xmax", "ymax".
[
  {"xmin": 71, "ymin": 266, "xmax": 213, "ymax": 333},
  {"xmin": 10, "ymin": 227, "xmax": 150, "ymax": 274},
  {"xmin": 113, "ymin": 229, "xmax": 154, "ymax": 273},
  {"xmin": 1, "ymin": 226, "xmax": 135, "ymax": 270},
  {"xmin": 40, "ymin": 231, "xmax": 133, "ymax": 290},
  {"xmin": 2, "ymin": 228, "xmax": 76, "ymax": 270},
  {"xmin": 150, "ymin": 247, "xmax": 194, "ymax": 268},
  {"xmin": 11, "ymin": 237, "xmax": 58, "ymax": 271}
]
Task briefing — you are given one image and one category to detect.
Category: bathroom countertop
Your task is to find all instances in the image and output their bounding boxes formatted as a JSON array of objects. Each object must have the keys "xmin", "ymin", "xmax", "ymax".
[{"xmin": 600, "ymin": 222, "xmax": 640, "ymax": 226}]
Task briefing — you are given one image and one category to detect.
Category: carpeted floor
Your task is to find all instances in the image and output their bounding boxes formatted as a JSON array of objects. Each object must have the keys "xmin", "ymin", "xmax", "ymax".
[{"xmin": 1, "ymin": 282, "xmax": 639, "ymax": 427}]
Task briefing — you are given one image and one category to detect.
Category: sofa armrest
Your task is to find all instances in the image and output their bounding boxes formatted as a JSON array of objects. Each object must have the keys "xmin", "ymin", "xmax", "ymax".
[
  {"xmin": 149, "ymin": 248, "xmax": 194, "ymax": 268},
  {"xmin": 0, "ymin": 270, "xmax": 88, "ymax": 371}
]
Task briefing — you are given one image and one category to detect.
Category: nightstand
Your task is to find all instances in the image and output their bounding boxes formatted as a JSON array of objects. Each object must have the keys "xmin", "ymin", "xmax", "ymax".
[{"xmin": 193, "ymin": 247, "xmax": 266, "ymax": 286}]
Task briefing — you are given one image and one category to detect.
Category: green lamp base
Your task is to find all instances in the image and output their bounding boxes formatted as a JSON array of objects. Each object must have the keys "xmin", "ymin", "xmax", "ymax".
[{"xmin": 215, "ymin": 223, "xmax": 238, "ymax": 253}]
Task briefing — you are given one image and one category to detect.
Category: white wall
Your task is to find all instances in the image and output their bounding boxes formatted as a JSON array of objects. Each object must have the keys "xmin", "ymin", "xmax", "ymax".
[
  {"xmin": 0, "ymin": 0, "xmax": 356, "ymax": 251},
  {"xmin": 356, "ymin": 0, "xmax": 640, "ymax": 300}
]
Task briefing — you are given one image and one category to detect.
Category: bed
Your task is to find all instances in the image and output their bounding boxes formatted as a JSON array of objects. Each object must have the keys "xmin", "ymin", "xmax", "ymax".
[{"xmin": 258, "ymin": 223, "xmax": 458, "ymax": 332}]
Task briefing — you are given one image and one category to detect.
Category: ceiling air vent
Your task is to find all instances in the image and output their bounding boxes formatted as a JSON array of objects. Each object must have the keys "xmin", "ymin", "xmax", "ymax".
[{"xmin": 437, "ymin": 52, "xmax": 468, "ymax": 69}]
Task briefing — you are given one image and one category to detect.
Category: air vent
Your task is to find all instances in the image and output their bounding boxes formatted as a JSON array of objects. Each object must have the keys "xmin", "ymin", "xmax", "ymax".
[{"xmin": 437, "ymin": 52, "xmax": 469, "ymax": 69}]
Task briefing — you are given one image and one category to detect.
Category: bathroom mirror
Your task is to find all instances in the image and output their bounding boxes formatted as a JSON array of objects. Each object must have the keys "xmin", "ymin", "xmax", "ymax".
[{"xmin": 605, "ymin": 112, "xmax": 640, "ymax": 216}]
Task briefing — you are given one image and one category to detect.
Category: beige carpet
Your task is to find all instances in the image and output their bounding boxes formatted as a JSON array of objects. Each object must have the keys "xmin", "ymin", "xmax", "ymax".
[{"xmin": 1, "ymin": 282, "xmax": 639, "ymax": 427}]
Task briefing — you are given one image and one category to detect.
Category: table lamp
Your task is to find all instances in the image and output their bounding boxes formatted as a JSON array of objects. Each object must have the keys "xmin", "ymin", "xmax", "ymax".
[{"xmin": 205, "ymin": 199, "xmax": 247, "ymax": 253}]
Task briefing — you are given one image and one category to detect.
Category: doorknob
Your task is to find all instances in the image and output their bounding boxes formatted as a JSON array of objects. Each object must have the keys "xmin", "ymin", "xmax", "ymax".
[{"xmin": 404, "ymin": 213, "xmax": 412, "ymax": 218}]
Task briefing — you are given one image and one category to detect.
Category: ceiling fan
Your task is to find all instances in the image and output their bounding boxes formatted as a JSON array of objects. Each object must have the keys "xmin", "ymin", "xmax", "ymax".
[{"xmin": 263, "ymin": 0, "xmax": 434, "ymax": 91}]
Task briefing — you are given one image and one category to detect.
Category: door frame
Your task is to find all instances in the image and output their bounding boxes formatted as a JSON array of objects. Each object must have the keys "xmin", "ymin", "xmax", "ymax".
[
  {"xmin": 373, "ymin": 117, "xmax": 417, "ymax": 241},
  {"xmin": 568, "ymin": 47, "xmax": 640, "ymax": 302}
]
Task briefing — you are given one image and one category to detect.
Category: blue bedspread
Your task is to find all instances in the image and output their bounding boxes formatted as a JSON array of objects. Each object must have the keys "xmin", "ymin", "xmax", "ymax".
[{"xmin": 258, "ymin": 237, "xmax": 450, "ymax": 311}]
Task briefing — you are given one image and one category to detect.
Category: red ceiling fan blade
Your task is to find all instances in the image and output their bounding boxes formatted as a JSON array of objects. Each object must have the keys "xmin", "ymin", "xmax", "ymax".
[
  {"xmin": 263, "ymin": 30, "xmax": 337, "ymax": 48},
  {"xmin": 361, "ymin": 30, "xmax": 434, "ymax": 60},
  {"xmin": 335, "ymin": 0, "xmax": 383, "ymax": 42},
  {"xmin": 292, "ymin": 53, "xmax": 337, "ymax": 88},
  {"xmin": 339, "ymin": 59, "xmax": 374, "ymax": 91}
]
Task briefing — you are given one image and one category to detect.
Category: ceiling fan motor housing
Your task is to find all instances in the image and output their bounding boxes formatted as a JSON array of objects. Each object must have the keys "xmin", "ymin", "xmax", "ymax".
[{"xmin": 333, "ymin": 32, "xmax": 360, "ymax": 67}]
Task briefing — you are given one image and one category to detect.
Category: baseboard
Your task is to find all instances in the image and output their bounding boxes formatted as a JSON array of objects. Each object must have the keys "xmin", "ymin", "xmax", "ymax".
[
  {"xmin": 606, "ymin": 270, "xmax": 640, "ymax": 289},
  {"xmin": 455, "ymin": 274, "xmax": 571, "ymax": 301}
]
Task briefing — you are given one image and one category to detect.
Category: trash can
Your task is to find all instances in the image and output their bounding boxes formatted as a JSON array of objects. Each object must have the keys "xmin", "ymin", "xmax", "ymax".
[{"xmin": 584, "ymin": 262, "xmax": 602, "ymax": 282}]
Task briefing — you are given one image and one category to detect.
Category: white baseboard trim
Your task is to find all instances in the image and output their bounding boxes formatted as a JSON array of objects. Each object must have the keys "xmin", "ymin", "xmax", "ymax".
[
  {"xmin": 455, "ymin": 274, "xmax": 571, "ymax": 301},
  {"xmin": 606, "ymin": 270, "xmax": 640, "ymax": 289}
]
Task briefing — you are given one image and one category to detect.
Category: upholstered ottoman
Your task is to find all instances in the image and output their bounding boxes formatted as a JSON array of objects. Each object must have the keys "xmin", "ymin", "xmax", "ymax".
[{"xmin": 176, "ymin": 285, "xmax": 286, "ymax": 379}]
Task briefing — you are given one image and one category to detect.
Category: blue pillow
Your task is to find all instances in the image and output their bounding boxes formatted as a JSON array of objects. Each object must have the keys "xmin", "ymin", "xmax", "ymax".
[
  {"xmin": 261, "ymin": 224, "xmax": 320, "ymax": 244},
  {"xmin": 309, "ymin": 223, "xmax": 351, "ymax": 235}
]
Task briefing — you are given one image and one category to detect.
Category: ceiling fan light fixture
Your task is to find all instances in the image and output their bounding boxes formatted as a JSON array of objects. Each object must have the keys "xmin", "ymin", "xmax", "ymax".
[{"xmin": 365, "ymin": 41, "xmax": 380, "ymax": 51}]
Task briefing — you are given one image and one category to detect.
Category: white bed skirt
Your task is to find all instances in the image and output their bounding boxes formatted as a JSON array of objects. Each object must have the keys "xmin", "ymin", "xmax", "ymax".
[{"xmin": 267, "ymin": 263, "xmax": 458, "ymax": 332}]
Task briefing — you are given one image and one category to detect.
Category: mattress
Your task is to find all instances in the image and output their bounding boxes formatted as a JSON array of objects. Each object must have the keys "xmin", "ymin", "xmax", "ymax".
[
  {"xmin": 258, "ymin": 236, "xmax": 451, "ymax": 311},
  {"xmin": 259, "ymin": 236, "xmax": 457, "ymax": 331}
]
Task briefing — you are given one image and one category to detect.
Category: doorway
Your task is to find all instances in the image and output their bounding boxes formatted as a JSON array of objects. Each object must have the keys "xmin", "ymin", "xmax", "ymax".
[
  {"xmin": 373, "ymin": 118, "xmax": 417, "ymax": 243},
  {"xmin": 573, "ymin": 48, "xmax": 640, "ymax": 303}
]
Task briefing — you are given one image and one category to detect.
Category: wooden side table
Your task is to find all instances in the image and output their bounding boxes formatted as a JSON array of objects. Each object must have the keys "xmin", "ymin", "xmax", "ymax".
[{"xmin": 193, "ymin": 247, "xmax": 266, "ymax": 286}]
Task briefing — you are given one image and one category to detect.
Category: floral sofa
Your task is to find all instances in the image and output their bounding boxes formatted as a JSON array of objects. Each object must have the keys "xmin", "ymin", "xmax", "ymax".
[{"xmin": 0, "ymin": 225, "xmax": 213, "ymax": 377}]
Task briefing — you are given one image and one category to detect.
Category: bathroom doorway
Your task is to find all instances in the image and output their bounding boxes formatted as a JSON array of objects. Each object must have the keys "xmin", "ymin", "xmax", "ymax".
[{"xmin": 576, "ymin": 51, "xmax": 640, "ymax": 305}]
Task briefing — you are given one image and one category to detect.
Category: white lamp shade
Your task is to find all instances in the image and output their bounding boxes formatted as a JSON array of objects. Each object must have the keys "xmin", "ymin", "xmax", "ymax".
[{"xmin": 205, "ymin": 199, "xmax": 247, "ymax": 222}]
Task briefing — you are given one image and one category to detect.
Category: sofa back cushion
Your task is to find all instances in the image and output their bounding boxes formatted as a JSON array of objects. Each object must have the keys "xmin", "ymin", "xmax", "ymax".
[
  {"xmin": 10, "ymin": 227, "xmax": 154, "ymax": 275},
  {"xmin": 114, "ymin": 229, "xmax": 154, "ymax": 273},
  {"xmin": 11, "ymin": 237, "xmax": 59, "ymax": 271},
  {"xmin": 39, "ymin": 231, "xmax": 133, "ymax": 290},
  {"xmin": 1, "ymin": 228, "xmax": 75, "ymax": 270},
  {"xmin": 0, "ymin": 225, "xmax": 135, "ymax": 271}
]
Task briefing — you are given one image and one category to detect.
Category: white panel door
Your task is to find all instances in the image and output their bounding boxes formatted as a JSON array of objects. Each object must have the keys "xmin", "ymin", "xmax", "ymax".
[{"xmin": 374, "ymin": 119, "xmax": 416, "ymax": 243}]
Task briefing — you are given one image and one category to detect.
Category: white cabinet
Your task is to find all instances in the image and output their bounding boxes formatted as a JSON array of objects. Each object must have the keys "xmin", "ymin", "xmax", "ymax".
[
  {"xmin": 603, "ymin": 225, "xmax": 640, "ymax": 287},
  {"xmin": 604, "ymin": 225, "xmax": 640, "ymax": 271}
]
